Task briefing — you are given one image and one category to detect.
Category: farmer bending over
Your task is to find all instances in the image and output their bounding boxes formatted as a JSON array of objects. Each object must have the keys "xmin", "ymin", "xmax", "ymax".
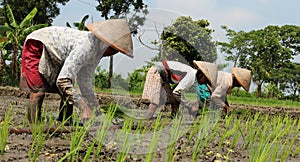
[
  {"xmin": 20, "ymin": 19, "xmax": 133, "ymax": 124},
  {"xmin": 141, "ymin": 60, "xmax": 217, "ymax": 118},
  {"xmin": 211, "ymin": 68, "xmax": 252, "ymax": 113}
]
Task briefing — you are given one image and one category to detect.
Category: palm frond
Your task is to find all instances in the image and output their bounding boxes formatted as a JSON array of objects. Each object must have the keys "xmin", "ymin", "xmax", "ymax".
[
  {"xmin": 20, "ymin": 8, "xmax": 38, "ymax": 28},
  {"xmin": 5, "ymin": 5, "xmax": 18, "ymax": 28},
  {"xmin": 22, "ymin": 24, "xmax": 48, "ymax": 36}
]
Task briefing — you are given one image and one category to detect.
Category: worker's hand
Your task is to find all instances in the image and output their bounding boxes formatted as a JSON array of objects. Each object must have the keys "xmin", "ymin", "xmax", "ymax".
[
  {"xmin": 224, "ymin": 104, "xmax": 232, "ymax": 113},
  {"xmin": 189, "ymin": 106, "xmax": 199, "ymax": 116},
  {"xmin": 173, "ymin": 90, "xmax": 182, "ymax": 102}
]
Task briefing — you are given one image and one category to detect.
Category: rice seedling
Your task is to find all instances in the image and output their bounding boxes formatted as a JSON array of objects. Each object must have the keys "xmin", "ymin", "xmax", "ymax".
[
  {"xmin": 240, "ymin": 112, "xmax": 260, "ymax": 149},
  {"xmin": 94, "ymin": 104, "xmax": 117, "ymax": 158},
  {"xmin": 133, "ymin": 118, "xmax": 148, "ymax": 141},
  {"xmin": 145, "ymin": 112, "xmax": 166, "ymax": 162},
  {"xmin": 116, "ymin": 117, "xmax": 135, "ymax": 161},
  {"xmin": 292, "ymin": 145, "xmax": 300, "ymax": 158},
  {"xmin": 186, "ymin": 102, "xmax": 209, "ymax": 145},
  {"xmin": 82, "ymin": 109, "xmax": 104, "ymax": 161},
  {"xmin": 218, "ymin": 115, "xmax": 236, "ymax": 149},
  {"xmin": 3, "ymin": 90, "xmax": 300, "ymax": 161},
  {"xmin": 0, "ymin": 108, "xmax": 13, "ymax": 154},
  {"xmin": 277, "ymin": 117, "xmax": 298, "ymax": 161},
  {"xmin": 167, "ymin": 112, "xmax": 186, "ymax": 162},
  {"xmin": 249, "ymin": 115, "xmax": 293, "ymax": 162},
  {"xmin": 59, "ymin": 112, "xmax": 90, "ymax": 162},
  {"xmin": 203, "ymin": 123, "xmax": 218, "ymax": 149},
  {"xmin": 192, "ymin": 111, "xmax": 219, "ymax": 161},
  {"xmin": 186, "ymin": 117, "xmax": 200, "ymax": 145},
  {"xmin": 292, "ymin": 119, "xmax": 300, "ymax": 158},
  {"xmin": 230, "ymin": 120, "xmax": 241, "ymax": 149},
  {"xmin": 28, "ymin": 109, "xmax": 57, "ymax": 162}
]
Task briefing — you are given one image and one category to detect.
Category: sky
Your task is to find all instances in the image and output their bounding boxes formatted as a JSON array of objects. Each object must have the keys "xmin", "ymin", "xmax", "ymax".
[{"xmin": 52, "ymin": 0, "xmax": 300, "ymax": 78}]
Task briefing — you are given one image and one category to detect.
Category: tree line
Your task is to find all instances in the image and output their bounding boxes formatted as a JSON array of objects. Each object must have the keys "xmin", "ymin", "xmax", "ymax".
[
  {"xmin": 219, "ymin": 25, "xmax": 300, "ymax": 98},
  {"xmin": 0, "ymin": 0, "xmax": 299, "ymax": 100}
]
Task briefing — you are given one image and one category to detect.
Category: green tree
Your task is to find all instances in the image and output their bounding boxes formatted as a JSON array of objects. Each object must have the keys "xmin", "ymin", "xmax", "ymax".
[
  {"xmin": 219, "ymin": 25, "xmax": 300, "ymax": 97},
  {"xmin": 217, "ymin": 26, "xmax": 251, "ymax": 67},
  {"xmin": 271, "ymin": 62, "xmax": 300, "ymax": 100},
  {"xmin": 127, "ymin": 64, "xmax": 150, "ymax": 92},
  {"xmin": 0, "ymin": 0, "xmax": 69, "ymax": 25},
  {"xmin": 157, "ymin": 16, "xmax": 217, "ymax": 66},
  {"xmin": 94, "ymin": 66, "xmax": 110, "ymax": 89},
  {"xmin": 0, "ymin": 5, "xmax": 47, "ymax": 85},
  {"xmin": 95, "ymin": 0, "xmax": 148, "ymax": 88},
  {"xmin": 66, "ymin": 15, "xmax": 89, "ymax": 31}
]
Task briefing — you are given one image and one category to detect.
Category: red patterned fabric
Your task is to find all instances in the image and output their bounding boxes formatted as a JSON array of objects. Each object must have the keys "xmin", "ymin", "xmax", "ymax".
[
  {"xmin": 20, "ymin": 39, "xmax": 45, "ymax": 92},
  {"xmin": 142, "ymin": 65, "xmax": 166, "ymax": 105}
]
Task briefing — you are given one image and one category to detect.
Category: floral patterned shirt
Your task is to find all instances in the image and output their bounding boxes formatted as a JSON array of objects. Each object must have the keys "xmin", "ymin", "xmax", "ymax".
[{"xmin": 25, "ymin": 26, "xmax": 107, "ymax": 107}]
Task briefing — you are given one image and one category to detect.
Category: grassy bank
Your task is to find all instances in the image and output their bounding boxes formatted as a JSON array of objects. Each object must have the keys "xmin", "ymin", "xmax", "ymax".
[{"xmin": 228, "ymin": 96, "xmax": 300, "ymax": 108}]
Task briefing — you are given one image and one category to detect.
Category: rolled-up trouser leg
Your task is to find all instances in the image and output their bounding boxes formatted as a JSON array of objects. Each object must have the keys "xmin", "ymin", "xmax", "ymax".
[
  {"xmin": 27, "ymin": 91, "xmax": 45, "ymax": 124},
  {"xmin": 57, "ymin": 78, "xmax": 74, "ymax": 122}
]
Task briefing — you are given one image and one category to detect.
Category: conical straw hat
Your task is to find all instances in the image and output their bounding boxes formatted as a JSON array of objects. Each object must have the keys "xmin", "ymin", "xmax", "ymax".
[
  {"xmin": 86, "ymin": 19, "xmax": 133, "ymax": 58},
  {"xmin": 193, "ymin": 60, "xmax": 218, "ymax": 90},
  {"xmin": 231, "ymin": 68, "xmax": 252, "ymax": 92}
]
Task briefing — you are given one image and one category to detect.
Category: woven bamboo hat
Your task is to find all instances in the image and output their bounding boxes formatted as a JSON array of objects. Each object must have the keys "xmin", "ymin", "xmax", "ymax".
[
  {"xmin": 193, "ymin": 60, "xmax": 218, "ymax": 89},
  {"xmin": 231, "ymin": 68, "xmax": 252, "ymax": 92},
  {"xmin": 86, "ymin": 19, "xmax": 133, "ymax": 58}
]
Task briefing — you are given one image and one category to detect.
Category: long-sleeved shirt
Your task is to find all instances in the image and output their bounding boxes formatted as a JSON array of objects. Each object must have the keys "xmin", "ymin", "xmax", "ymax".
[
  {"xmin": 211, "ymin": 71, "xmax": 233, "ymax": 108},
  {"xmin": 25, "ymin": 26, "xmax": 107, "ymax": 107},
  {"xmin": 155, "ymin": 61, "xmax": 197, "ymax": 94}
]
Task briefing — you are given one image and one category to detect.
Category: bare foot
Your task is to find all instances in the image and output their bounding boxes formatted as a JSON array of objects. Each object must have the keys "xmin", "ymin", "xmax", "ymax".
[{"xmin": 80, "ymin": 108, "xmax": 92, "ymax": 120}]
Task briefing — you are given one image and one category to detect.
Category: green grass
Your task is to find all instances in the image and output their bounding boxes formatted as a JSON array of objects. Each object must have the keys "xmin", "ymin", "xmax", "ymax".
[
  {"xmin": 227, "ymin": 96, "xmax": 300, "ymax": 108},
  {"xmin": 94, "ymin": 87, "xmax": 142, "ymax": 96},
  {"xmin": 185, "ymin": 93, "xmax": 300, "ymax": 108},
  {"xmin": 95, "ymin": 88, "xmax": 300, "ymax": 108}
]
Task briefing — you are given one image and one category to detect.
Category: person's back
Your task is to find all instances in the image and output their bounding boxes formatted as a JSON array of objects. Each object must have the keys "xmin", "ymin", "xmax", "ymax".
[{"xmin": 26, "ymin": 26, "xmax": 94, "ymax": 60}]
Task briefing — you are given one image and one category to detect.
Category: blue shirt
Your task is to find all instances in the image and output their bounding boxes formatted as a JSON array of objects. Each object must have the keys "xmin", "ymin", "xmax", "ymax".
[{"xmin": 196, "ymin": 83, "xmax": 210, "ymax": 102}]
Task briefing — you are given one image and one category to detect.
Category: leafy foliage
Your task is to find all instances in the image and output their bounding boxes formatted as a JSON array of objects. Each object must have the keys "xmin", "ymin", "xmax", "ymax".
[
  {"xmin": 95, "ymin": 0, "xmax": 148, "ymax": 87},
  {"xmin": 94, "ymin": 67, "xmax": 111, "ymax": 89},
  {"xmin": 219, "ymin": 25, "xmax": 300, "ymax": 98},
  {"xmin": 66, "ymin": 15, "xmax": 89, "ymax": 31},
  {"xmin": 157, "ymin": 16, "xmax": 217, "ymax": 66},
  {"xmin": 94, "ymin": 66, "xmax": 128, "ymax": 90},
  {"xmin": 271, "ymin": 62, "xmax": 300, "ymax": 100},
  {"xmin": 127, "ymin": 65, "xmax": 149, "ymax": 92},
  {"xmin": 95, "ymin": 0, "xmax": 148, "ymax": 34},
  {"xmin": 94, "ymin": 64, "xmax": 151, "ymax": 93},
  {"xmin": 0, "ymin": 0, "xmax": 70, "ymax": 25},
  {"xmin": 0, "ymin": 5, "xmax": 47, "ymax": 85}
]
